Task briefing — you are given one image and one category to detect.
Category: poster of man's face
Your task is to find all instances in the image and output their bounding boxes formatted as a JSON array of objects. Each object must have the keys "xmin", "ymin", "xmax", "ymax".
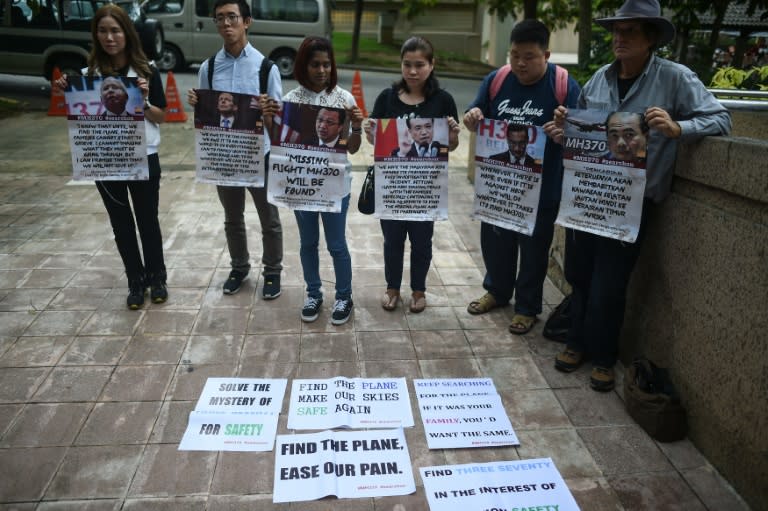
[
  {"xmin": 474, "ymin": 120, "xmax": 544, "ymax": 172},
  {"xmin": 64, "ymin": 76, "xmax": 143, "ymax": 117},
  {"xmin": 373, "ymin": 117, "xmax": 449, "ymax": 158},
  {"xmin": 275, "ymin": 102, "xmax": 348, "ymax": 151},
  {"xmin": 194, "ymin": 89, "xmax": 262, "ymax": 131},
  {"xmin": 605, "ymin": 112, "xmax": 648, "ymax": 162}
]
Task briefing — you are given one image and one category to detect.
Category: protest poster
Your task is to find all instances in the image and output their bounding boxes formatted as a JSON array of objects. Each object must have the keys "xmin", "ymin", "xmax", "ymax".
[
  {"xmin": 472, "ymin": 119, "xmax": 545, "ymax": 235},
  {"xmin": 65, "ymin": 76, "xmax": 148, "ymax": 181},
  {"xmin": 193, "ymin": 89, "xmax": 265, "ymax": 187},
  {"xmin": 420, "ymin": 458, "xmax": 580, "ymax": 511},
  {"xmin": 372, "ymin": 117, "xmax": 449, "ymax": 221},
  {"xmin": 287, "ymin": 377, "xmax": 414, "ymax": 430},
  {"xmin": 273, "ymin": 428, "xmax": 415, "ymax": 503},
  {"xmin": 178, "ymin": 377, "xmax": 287, "ymax": 451},
  {"xmin": 267, "ymin": 101, "xmax": 348, "ymax": 212},
  {"xmin": 413, "ymin": 378, "xmax": 498, "ymax": 400},
  {"xmin": 556, "ymin": 109, "xmax": 647, "ymax": 242}
]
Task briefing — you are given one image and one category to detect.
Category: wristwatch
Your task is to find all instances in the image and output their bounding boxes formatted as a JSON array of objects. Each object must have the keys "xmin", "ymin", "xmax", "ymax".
[{"xmin": 143, "ymin": 97, "xmax": 152, "ymax": 111}]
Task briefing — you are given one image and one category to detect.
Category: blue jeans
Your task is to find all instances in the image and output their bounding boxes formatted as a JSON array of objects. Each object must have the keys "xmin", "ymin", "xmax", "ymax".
[
  {"xmin": 294, "ymin": 194, "xmax": 352, "ymax": 300},
  {"xmin": 380, "ymin": 219, "xmax": 434, "ymax": 292},
  {"xmin": 480, "ymin": 205, "xmax": 558, "ymax": 316}
]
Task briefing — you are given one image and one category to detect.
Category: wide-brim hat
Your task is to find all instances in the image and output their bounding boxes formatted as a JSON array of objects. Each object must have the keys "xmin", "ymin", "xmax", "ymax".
[{"xmin": 595, "ymin": 0, "xmax": 676, "ymax": 45}]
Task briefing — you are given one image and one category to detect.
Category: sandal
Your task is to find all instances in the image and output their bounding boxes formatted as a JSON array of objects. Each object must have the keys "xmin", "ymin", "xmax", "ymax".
[
  {"xmin": 381, "ymin": 289, "xmax": 400, "ymax": 311},
  {"xmin": 409, "ymin": 291, "xmax": 426, "ymax": 313},
  {"xmin": 467, "ymin": 292, "xmax": 497, "ymax": 315},
  {"xmin": 508, "ymin": 314, "xmax": 537, "ymax": 335}
]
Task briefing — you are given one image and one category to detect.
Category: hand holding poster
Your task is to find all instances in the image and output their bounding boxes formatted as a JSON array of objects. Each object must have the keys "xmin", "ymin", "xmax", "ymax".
[
  {"xmin": 267, "ymin": 101, "xmax": 348, "ymax": 212},
  {"xmin": 194, "ymin": 89, "xmax": 266, "ymax": 187},
  {"xmin": 372, "ymin": 117, "xmax": 450, "ymax": 221},
  {"xmin": 472, "ymin": 119, "xmax": 545, "ymax": 234},
  {"xmin": 556, "ymin": 109, "xmax": 647, "ymax": 242},
  {"xmin": 65, "ymin": 76, "xmax": 148, "ymax": 181},
  {"xmin": 420, "ymin": 458, "xmax": 580, "ymax": 511},
  {"xmin": 273, "ymin": 428, "xmax": 415, "ymax": 503}
]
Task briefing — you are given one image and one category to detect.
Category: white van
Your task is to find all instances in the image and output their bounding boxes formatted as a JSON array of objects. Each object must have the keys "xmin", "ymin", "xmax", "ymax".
[{"xmin": 147, "ymin": 0, "xmax": 331, "ymax": 78}]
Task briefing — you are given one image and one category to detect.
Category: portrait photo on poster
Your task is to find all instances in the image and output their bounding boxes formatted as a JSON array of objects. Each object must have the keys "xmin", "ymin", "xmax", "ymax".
[
  {"xmin": 389, "ymin": 117, "xmax": 449, "ymax": 158},
  {"xmin": 276, "ymin": 102, "xmax": 349, "ymax": 152},
  {"xmin": 476, "ymin": 120, "xmax": 545, "ymax": 173},
  {"xmin": 194, "ymin": 89, "xmax": 262, "ymax": 131},
  {"xmin": 65, "ymin": 76, "xmax": 144, "ymax": 118}
]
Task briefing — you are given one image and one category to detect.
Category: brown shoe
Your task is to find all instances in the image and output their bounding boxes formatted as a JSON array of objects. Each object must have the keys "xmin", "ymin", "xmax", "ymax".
[
  {"xmin": 467, "ymin": 292, "xmax": 497, "ymax": 315},
  {"xmin": 409, "ymin": 291, "xmax": 426, "ymax": 313},
  {"xmin": 381, "ymin": 289, "xmax": 400, "ymax": 311},
  {"xmin": 590, "ymin": 366, "xmax": 615, "ymax": 392},
  {"xmin": 555, "ymin": 348, "xmax": 583, "ymax": 373}
]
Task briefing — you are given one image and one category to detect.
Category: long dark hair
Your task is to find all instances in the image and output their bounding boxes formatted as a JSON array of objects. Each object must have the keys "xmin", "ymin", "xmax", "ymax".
[
  {"xmin": 88, "ymin": 5, "xmax": 151, "ymax": 78},
  {"xmin": 394, "ymin": 36, "xmax": 440, "ymax": 98},
  {"xmin": 293, "ymin": 36, "xmax": 337, "ymax": 92}
]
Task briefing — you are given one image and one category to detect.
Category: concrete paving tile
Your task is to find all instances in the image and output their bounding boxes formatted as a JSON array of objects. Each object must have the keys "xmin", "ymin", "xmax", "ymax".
[
  {"xmin": 0, "ymin": 336, "xmax": 71, "ymax": 367},
  {"xmin": 76, "ymin": 401, "xmax": 162, "ymax": 445},
  {"xmin": 0, "ymin": 336, "xmax": 14, "ymax": 358},
  {"xmin": 238, "ymin": 362, "xmax": 298, "ymax": 380},
  {"xmin": 23, "ymin": 310, "xmax": 93, "ymax": 337},
  {"xmin": 148, "ymin": 288, "xmax": 205, "ymax": 310},
  {"xmin": 166, "ymin": 364, "xmax": 237, "ymax": 401},
  {"xmin": 18, "ymin": 269, "xmax": 77, "ymax": 289},
  {"xmin": 443, "ymin": 445, "xmax": 520, "ymax": 466},
  {"xmin": 122, "ymin": 497, "xmax": 207, "ymax": 510},
  {"xmin": 476, "ymin": 355, "xmax": 549, "ymax": 391},
  {"xmin": 463, "ymin": 329, "xmax": 529, "ymax": 358},
  {"xmin": 0, "ymin": 270, "xmax": 31, "ymax": 290},
  {"xmin": 47, "ymin": 287, "xmax": 111, "ymax": 311},
  {"xmin": 1, "ymin": 403, "xmax": 91, "ymax": 447},
  {"xmin": 210, "ymin": 451, "xmax": 273, "ymax": 494},
  {"xmin": 455, "ymin": 306, "xmax": 515, "ymax": 331},
  {"xmin": 149, "ymin": 400, "xmax": 195, "ymax": 444},
  {"xmin": 607, "ymin": 471, "xmax": 707, "ymax": 510},
  {"xmin": 352, "ymin": 302, "xmax": 410, "ymax": 332},
  {"xmin": 564, "ymin": 477, "xmax": 623, "ymax": 511},
  {"xmin": 0, "ymin": 253, "xmax": 47, "ymax": 270},
  {"xmin": 680, "ymin": 465, "xmax": 751, "ymax": 511},
  {"xmin": 515, "ymin": 429, "xmax": 602, "ymax": 478},
  {"xmin": 0, "ymin": 311, "xmax": 37, "ymax": 337},
  {"xmin": 67, "ymin": 269, "xmax": 123, "ymax": 288},
  {"xmin": 140, "ymin": 310, "xmax": 198, "ymax": 335},
  {"xmin": 36, "ymin": 500, "xmax": 122, "ymax": 510},
  {"xmin": 0, "ymin": 367, "xmax": 50, "ymax": 403},
  {"xmin": 651, "ymin": 439, "xmax": 708, "ymax": 472},
  {"xmin": 82, "ymin": 254, "xmax": 123, "ymax": 270},
  {"xmin": 100, "ymin": 365, "xmax": 174, "ymax": 402},
  {"xmin": 0, "ymin": 446, "xmax": 67, "ymax": 501},
  {"xmin": 45, "ymin": 445, "xmax": 143, "ymax": 499},
  {"xmin": 38, "ymin": 253, "xmax": 93, "ymax": 270},
  {"xmin": 32, "ymin": 366, "xmax": 112, "ymax": 402},
  {"xmin": 411, "ymin": 330, "xmax": 471, "ymax": 359},
  {"xmin": 419, "ymin": 357, "xmax": 481, "ymax": 378},
  {"xmin": 373, "ymin": 494, "xmax": 430, "ymax": 511},
  {"xmin": 59, "ymin": 336, "xmax": 129, "ymax": 365},
  {"xmin": 524, "ymin": 335, "xmax": 566, "ymax": 358},
  {"xmin": 0, "ymin": 404, "xmax": 23, "ymax": 437},
  {"xmin": 201, "ymin": 283, "xmax": 257, "ymax": 310},
  {"xmin": 242, "ymin": 333, "xmax": 300, "ymax": 364},
  {"xmin": 79, "ymin": 310, "xmax": 143, "ymax": 336},
  {"xmin": 166, "ymin": 267, "xmax": 215, "ymax": 288},
  {"xmin": 193, "ymin": 308, "xmax": 250, "ymax": 336},
  {"xmin": 0, "ymin": 288, "xmax": 57, "ymax": 312},
  {"xmin": 531, "ymin": 353, "xmax": 591, "ymax": 390},
  {"xmin": 247, "ymin": 306, "xmax": 302, "ymax": 334},
  {"xmin": 299, "ymin": 332, "xmax": 357, "ymax": 362},
  {"xmin": 578, "ymin": 425, "xmax": 673, "ymax": 476},
  {"xmin": 499, "ymin": 388, "xmax": 571, "ymax": 430},
  {"xmin": 405, "ymin": 306, "xmax": 461, "ymax": 331},
  {"xmin": 361, "ymin": 360, "xmax": 422, "ymax": 379},
  {"xmin": 402, "ymin": 426, "xmax": 448, "ymax": 482},
  {"xmin": 431, "ymin": 251, "xmax": 476, "ymax": 269},
  {"xmin": 128, "ymin": 444, "xmax": 217, "ymax": 497},
  {"xmin": 182, "ymin": 335, "xmax": 244, "ymax": 365},
  {"xmin": 357, "ymin": 330, "xmax": 415, "ymax": 361},
  {"xmin": 554, "ymin": 387, "xmax": 635, "ymax": 427},
  {"xmin": 434, "ymin": 267, "xmax": 484, "ymax": 286},
  {"xmin": 295, "ymin": 361, "xmax": 361, "ymax": 379},
  {"xmin": 292, "ymin": 499, "xmax": 374, "ymax": 510},
  {"xmin": 120, "ymin": 335, "xmax": 187, "ymax": 365},
  {"xmin": 207, "ymin": 494, "xmax": 287, "ymax": 510}
]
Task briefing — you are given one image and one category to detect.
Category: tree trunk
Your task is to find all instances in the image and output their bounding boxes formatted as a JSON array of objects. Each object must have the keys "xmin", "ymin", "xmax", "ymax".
[
  {"xmin": 577, "ymin": 0, "xmax": 591, "ymax": 68},
  {"xmin": 523, "ymin": 0, "xmax": 537, "ymax": 19},
  {"xmin": 350, "ymin": 0, "xmax": 364, "ymax": 63}
]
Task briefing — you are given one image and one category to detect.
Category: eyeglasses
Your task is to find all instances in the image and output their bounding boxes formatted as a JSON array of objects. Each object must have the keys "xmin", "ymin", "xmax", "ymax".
[
  {"xmin": 316, "ymin": 117, "xmax": 339, "ymax": 126},
  {"xmin": 213, "ymin": 14, "xmax": 240, "ymax": 25}
]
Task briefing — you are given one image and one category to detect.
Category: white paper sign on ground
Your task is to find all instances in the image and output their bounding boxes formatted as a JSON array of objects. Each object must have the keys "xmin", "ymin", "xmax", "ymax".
[
  {"xmin": 418, "ymin": 394, "xmax": 519, "ymax": 449},
  {"xmin": 287, "ymin": 377, "xmax": 413, "ymax": 430},
  {"xmin": 178, "ymin": 378, "xmax": 287, "ymax": 451},
  {"xmin": 420, "ymin": 458, "xmax": 580, "ymax": 511},
  {"xmin": 413, "ymin": 378, "xmax": 498, "ymax": 400},
  {"xmin": 273, "ymin": 428, "xmax": 415, "ymax": 503}
]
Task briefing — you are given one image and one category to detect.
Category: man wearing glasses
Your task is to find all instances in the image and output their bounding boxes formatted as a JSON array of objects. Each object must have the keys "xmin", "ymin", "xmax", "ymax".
[
  {"xmin": 186, "ymin": 0, "xmax": 284, "ymax": 298},
  {"xmin": 304, "ymin": 107, "xmax": 346, "ymax": 148}
]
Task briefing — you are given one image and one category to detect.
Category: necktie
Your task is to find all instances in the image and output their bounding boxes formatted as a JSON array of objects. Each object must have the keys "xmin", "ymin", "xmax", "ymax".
[
  {"xmin": 419, "ymin": 144, "xmax": 427, "ymax": 157},
  {"xmin": 222, "ymin": 118, "xmax": 230, "ymax": 128}
]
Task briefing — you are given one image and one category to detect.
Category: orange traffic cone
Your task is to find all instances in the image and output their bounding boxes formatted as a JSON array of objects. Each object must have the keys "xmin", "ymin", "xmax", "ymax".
[
  {"xmin": 351, "ymin": 70, "xmax": 368, "ymax": 117},
  {"xmin": 47, "ymin": 66, "xmax": 67, "ymax": 116},
  {"xmin": 164, "ymin": 71, "xmax": 187, "ymax": 122}
]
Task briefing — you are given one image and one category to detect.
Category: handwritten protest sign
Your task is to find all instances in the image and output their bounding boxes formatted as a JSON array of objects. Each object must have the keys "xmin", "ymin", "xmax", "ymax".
[
  {"xmin": 178, "ymin": 377, "xmax": 286, "ymax": 451},
  {"xmin": 287, "ymin": 377, "xmax": 413, "ymax": 430},
  {"xmin": 372, "ymin": 118, "xmax": 449, "ymax": 221},
  {"xmin": 420, "ymin": 458, "xmax": 580, "ymax": 511},
  {"xmin": 556, "ymin": 109, "xmax": 646, "ymax": 242},
  {"xmin": 193, "ymin": 89, "xmax": 265, "ymax": 187},
  {"xmin": 414, "ymin": 379, "xmax": 518, "ymax": 449},
  {"xmin": 273, "ymin": 428, "xmax": 415, "ymax": 503},
  {"xmin": 65, "ymin": 76, "xmax": 147, "ymax": 181},
  {"xmin": 268, "ymin": 101, "xmax": 347, "ymax": 212},
  {"xmin": 472, "ymin": 119, "xmax": 545, "ymax": 235}
]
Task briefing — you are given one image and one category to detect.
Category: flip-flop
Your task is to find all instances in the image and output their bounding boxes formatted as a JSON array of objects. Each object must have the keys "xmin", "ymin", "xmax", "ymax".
[
  {"xmin": 508, "ymin": 314, "xmax": 537, "ymax": 335},
  {"xmin": 381, "ymin": 290, "xmax": 400, "ymax": 311}
]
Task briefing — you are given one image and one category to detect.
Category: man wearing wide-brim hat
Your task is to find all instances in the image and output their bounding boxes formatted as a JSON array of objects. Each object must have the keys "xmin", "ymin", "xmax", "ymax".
[{"xmin": 543, "ymin": 0, "xmax": 731, "ymax": 392}]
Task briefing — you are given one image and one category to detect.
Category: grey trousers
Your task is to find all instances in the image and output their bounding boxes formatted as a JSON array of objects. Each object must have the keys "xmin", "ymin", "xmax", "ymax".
[{"xmin": 216, "ymin": 183, "xmax": 283, "ymax": 276}]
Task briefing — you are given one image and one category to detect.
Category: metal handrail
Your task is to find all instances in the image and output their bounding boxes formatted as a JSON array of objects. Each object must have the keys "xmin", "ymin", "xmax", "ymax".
[{"xmin": 709, "ymin": 88, "xmax": 768, "ymax": 111}]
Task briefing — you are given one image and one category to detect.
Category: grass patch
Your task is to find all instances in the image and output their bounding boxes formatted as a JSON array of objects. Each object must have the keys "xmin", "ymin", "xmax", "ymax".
[
  {"xmin": 332, "ymin": 32, "xmax": 495, "ymax": 77},
  {"xmin": 0, "ymin": 97, "xmax": 24, "ymax": 119}
]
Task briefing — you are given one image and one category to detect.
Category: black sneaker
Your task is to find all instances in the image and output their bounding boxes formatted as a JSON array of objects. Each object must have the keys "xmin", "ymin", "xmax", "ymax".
[
  {"xmin": 301, "ymin": 296, "xmax": 323, "ymax": 322},
  {"xmin": 223, "ymin": 270, "xmax": 247, "ymax": 295},
  {"xmin": 149, "ymin": 273, "xmax": 168, "ymax": 304},
  {"xmin": 331, "ymin": 298, "xmax": 353, "ymax": 325},
  {"xmin": 262, "ymin": 274, "xmax": 281, "ymax": 300},
  {"xmin": 127, "ymin": 278, "xmax": 146, "ymax": 310}
]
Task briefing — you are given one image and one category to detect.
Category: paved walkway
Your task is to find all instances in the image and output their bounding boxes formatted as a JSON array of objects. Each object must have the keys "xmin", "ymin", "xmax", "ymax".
[{"xmin": 0, "ymin": 113, "xmax": 750, "ymax": 510}]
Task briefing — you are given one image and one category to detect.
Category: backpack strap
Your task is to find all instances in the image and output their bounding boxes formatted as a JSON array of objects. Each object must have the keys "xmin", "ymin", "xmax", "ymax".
[
  {"xmin": 259, "ymin": 58, "xmax": 274, "ymax": 95},
  {"xmin": 554, "ymin": 64, "xmax": 569, "ymax": 105},
  {"xmin": 489, "ymin": 64, "xmax": 512, "ymax": 102},
  {"xmin": 206, "ymin": 55, "xmax": 215, "ymax": 89}
]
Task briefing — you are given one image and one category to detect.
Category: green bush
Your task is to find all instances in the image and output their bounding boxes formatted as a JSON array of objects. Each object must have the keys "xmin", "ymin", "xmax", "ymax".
[{"xmin": 709, "ymin": 66, "xmax": 768, "ymax": 90}]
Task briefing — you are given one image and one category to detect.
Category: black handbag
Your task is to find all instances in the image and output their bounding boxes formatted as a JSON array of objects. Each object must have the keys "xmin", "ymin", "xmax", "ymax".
[
  {"xmin": 357, "ymin": 165, "xmax": 375, "ymax": 215},
  {"xmin": 624, "ymin": 358, "xmax": 688, "ymax": 442}
]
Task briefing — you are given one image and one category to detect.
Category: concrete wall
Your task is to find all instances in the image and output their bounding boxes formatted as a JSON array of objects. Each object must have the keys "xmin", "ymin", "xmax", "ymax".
[{"xmin": 547, "ymin": 134, "xmax": 768, "ymax": 510}]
